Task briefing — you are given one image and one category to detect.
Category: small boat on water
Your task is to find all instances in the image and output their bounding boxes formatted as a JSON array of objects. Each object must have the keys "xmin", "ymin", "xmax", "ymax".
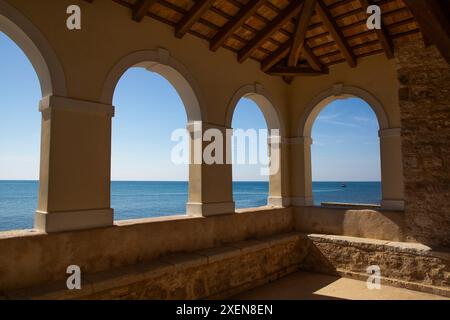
[{"xmin": 341, "ymin": 183, "xmax": 347, "ymax": 188}]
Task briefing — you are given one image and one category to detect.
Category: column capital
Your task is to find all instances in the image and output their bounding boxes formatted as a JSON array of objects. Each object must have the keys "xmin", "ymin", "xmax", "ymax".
[
  {"xmin": 39, "ymin": 95, "xmax": 115, "ymax": 117},
  {"xmin": 267, "ymin": 135, "xmax": 282, "ymax": 145},
  {"xmin": 379, "ymin": 128, "xmax": 401, "ymax": 138},
  {"xmin": 186, "ymin": 121, "xmax": 231, "ymax": 133},
  {"xmin": 284, "ymin": 136, "xmax": 313, "ymax": 145}
]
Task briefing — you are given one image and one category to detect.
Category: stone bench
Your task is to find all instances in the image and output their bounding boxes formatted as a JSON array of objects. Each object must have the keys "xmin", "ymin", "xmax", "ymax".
[
  {"xmin": 4, "ymin": 232, "xmax": 309, "ymax": 300},
  {"xmin": 302, "ymin": 234, "xmax": 450, "ymax": 297}
]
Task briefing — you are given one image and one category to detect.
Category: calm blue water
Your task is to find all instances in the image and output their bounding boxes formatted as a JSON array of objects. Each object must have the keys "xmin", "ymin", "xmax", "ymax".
[{"xmin": 0, "ymin": 181, "xmax": 381, "ymax": 231}]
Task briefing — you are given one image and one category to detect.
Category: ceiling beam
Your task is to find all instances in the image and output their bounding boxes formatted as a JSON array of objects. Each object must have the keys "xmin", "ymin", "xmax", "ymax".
[
  {"xmin": 238, "ymin": 0, "xmax": 304, "ymax": 64},
  {"xmin": 315, "ymin": 0, "xmax": 357, "ymax": 67},
  {"xmin": 303, "ymin": 44, "xmax": 323, "ymax": 71},
  {"xmin": 175, "ymin": 0, "xmax": 215, "ymax": 39},
  {"xmin": 404, "ymin": 0, "xmax": 450, "ymax": 64},
  {"xmin": 261, "ymin": 38, "xmax": 323, "ymax": 72},
  {"xmin": 132, "ymin": 0, "xmax": 158, "ymax": 22},
  {"xmin": 267, "ymin": 64, "xmax": 329, "ymax": 76},
  {"xmin": 210, "ymin": 0, "xmax": 265, "ymax": 52},
  {"xmin": 359, "ymin": 0, "xmax": 394, "ymax": 59},
  {"xmin": 261, "ymin": 39, "xmax": 292, "ymax": 72},
  {"xmin": 288, "ymin": 0, "xmax": 317, "ymax": 67}
]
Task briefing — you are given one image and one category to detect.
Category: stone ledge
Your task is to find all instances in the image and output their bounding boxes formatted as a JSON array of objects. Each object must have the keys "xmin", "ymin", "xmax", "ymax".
[
  {"xmin": 308, "ymin": 234, "xmax": 450, "ymax": 258},
  {"xmin": 303, "ymin": 233, "xmax": 450, "ymax": 296},
  {"xmin": 4, "ymin": 231, "xmax": 306, "ymax": 300},
  {"xmin": 337, "ymin": 269, "xmax": 450, "ymax": 298}
]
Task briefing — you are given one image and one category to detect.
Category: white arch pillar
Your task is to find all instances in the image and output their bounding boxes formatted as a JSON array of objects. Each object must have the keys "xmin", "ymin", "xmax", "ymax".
[
  {"xmin": 379, "ymin": 128, "xmax": 405, "ymax": 210},
  {"xmin": 186, "ymin": 121, "xmax": 235, "ymax": 216},
  {"xmin": 267, "ymin": 135, "xmax": 291, "ymax": 207},
  {"xmin": 288, "ymin": 136, "xmax": 314, "ymax": 206},
  {"xmin": 35, "ymin": 96, "xmax": 115, "ymax": 232}
]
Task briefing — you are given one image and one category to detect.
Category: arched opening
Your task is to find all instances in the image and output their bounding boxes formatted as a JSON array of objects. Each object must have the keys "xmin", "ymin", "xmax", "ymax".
[
  {"xmin": 231, "ymin": 98, "xmax": 270, "ymax": 209},
  {"xmin": 227, "ymin": 85, "xmax": 284, "ymax": 210},
  {"xmin": 310, "ymin": 97, "xmax": 381, "ymax": 206},
  {"xmin": 296, "ymin": 85, "xmax": 404, "ymax": 210},
  {"xmin": 107, "ymin": 52, "xmax": 203, "ymax": 221},
  {"xmin": 0, "ymin": 32, "xmax": 41, "ymax": 231}
]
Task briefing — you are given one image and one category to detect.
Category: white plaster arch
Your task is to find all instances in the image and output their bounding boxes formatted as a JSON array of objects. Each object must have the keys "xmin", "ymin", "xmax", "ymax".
[
  {"xmin": 298, "ymin": 84, "xmax": 390, "ymax": 137},
  {"xmin": 226, "ymin": 83, "xmax": 285, "ymax": 136},
  {"xmin": 100, "ymin": 48, "xmax": 204, "ymax": 121},
  {"xmin": 0, "ymin": 1, "xmax": 67, "ymax": 97}
]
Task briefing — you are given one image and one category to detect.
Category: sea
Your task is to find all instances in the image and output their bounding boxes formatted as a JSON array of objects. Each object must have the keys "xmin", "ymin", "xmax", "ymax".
[{"xmin": 0, "ymin": 181, "xmax": 381, "ymax": 231}]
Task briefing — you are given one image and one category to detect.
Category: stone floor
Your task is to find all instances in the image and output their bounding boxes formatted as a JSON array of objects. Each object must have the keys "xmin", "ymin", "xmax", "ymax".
[{"xmin": 234, "ymin": 272, "xmax": 449, "ymax": 300}]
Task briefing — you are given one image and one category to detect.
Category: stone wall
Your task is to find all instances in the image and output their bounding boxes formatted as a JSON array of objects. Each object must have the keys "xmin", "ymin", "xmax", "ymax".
[
  {"xmin": 5, "ymin": 233, "xmax": 309, "ymax": 300},
  {"xmin": 302, "ymin": 234, "xmax": 450, "ymax": 297},
  {"xmin": 396, "ymin": 38, "xmax": 450, "ymax": 247}
]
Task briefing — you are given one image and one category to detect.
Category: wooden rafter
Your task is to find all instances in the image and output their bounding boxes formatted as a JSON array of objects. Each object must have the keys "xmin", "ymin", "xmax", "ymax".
[
  {"xmin": 175, "ymin": 0, "xmax": 215, "ymax": 39},
  {"xmin": 237, "ymin": 0, "xmax": 304, "ymax": 64},
  {"xmin": 261, "ymin": 39, "xmax": 323, "ymax": 72},
  {"xmin": 315, "ymin": 0, "xmax": 357, "ymax": 67},
  {"xmin": 132, "ymin": 0, "xmax": 159, "ymax": 22},
  {"xmin": 359, "ymin": 0, "xmax": 394, "ymax": 59},
  {"xmin": 210, "ymin": 0, "xmax": 265, "ymax": 52},
  {"xmin": 288, "ymin": 0, "xmax": 317, "ymax": 67},
  {"xmin": 267, "ymin": 64, "xmax": 329, "ymax": 76},
  {"xmin": 111, "ymin": 0, "xmax": 424, "ymax": 78},
  {"xmin": 404, "ymin": 0, "xmax": 450, "ymax": 64},
  {"xmin": 261, "ymin": 40, "xmax": 292, "ymax": 72}
]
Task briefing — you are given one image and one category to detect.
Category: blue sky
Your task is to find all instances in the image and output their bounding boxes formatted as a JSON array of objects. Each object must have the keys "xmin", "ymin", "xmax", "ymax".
[{"xmin": 0, "ymin": 31, "xmax": 381, "ymax": 182}]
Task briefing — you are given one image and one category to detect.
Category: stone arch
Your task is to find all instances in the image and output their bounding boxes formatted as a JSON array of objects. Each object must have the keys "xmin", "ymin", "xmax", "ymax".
[
  {"xmin": 293, "ymin": 84, "xmax": 403, "ymax": 210},
  {"xmin": 226, "ymin": 83, "xmax": 285, "ymax": 136},
  {"xmin": 101, "ymin": 48, "xmax": 204, "ymax": 122},
  {"xmin": 298, "ymin": 84, "xmax": 389, "ymax": 137},
  {"xmin": 226, "ymin": 83, "xmax": 288, "ymax": 208},
  {"xmin": 0, "ymin": 1, "xmax": 67, "ymax": 97}
]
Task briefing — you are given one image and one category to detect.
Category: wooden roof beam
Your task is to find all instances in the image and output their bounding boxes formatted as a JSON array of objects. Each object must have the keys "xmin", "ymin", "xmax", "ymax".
[
  {"xmin": 404, "ymin": 0, "xmax": 450, "ymax": 64},
  {"xmin": 261, "ymin": 39, "xmax": 323, "ymax": 72},
  {"xmin": 315, "ymin": 0, "xmax": 357, "ymax": 67},
  {"xmin": 267, "ymin": 64, "xmax": 329, "ymax": 76},
  {"xmin": 210, "ymin": 0, "xmax": 265, "ymax": 52},
  {"xmin": 238, "ymin": 0, "xmax": 304, "ymax": 64},
  {"xmin": 175, "ymin": 0, "xmax": 215, "ymax": 39},
  {"xmin": 288, "ymin": 0, "xmax": 317, "ymax": 67},
  {"xmin": 359, "ymin": 0, "xmax": 394, "ymax": 59},
  {"xmin": 132, "ymin": 0, "xmax": 158, "ymax": 22}
]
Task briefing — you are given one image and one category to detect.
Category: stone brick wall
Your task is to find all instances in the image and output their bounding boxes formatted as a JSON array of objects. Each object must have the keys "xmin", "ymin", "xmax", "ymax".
[
  {"xmin": 5, "ymin": 233, "xmax": 309, "ymax": 300},
  {"xmin": 302, "ymin": 234, "xmax": 450, "ymax": 297},
  {"xmin": 396, "ymin": 38, "xmax": 450, "ymax": 247}
]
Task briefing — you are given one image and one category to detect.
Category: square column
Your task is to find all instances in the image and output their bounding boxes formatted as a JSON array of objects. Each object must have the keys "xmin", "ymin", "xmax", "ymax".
[
  {"xmin": 379, "ymin": 128, "xmax": 405, "ymax": 210},
  {"xmin": 186, "ymin": 122, "xmax": 235, "ymax": 217},
  {"xmin": 288, "ymin": 136, "xmax": 314, "ymax": 206},
  {"xmin": 267, "ymin": 136, "xmax": 291, "ymax": 207},
  {"xmin": 34, "ymin": 96, "xmax": 114, "ymax": 232}
]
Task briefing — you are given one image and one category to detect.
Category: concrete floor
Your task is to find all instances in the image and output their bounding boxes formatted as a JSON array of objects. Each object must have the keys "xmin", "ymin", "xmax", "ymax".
[{"xmin": 234, "ymin": 272, "xmax": 448, "ymax": 300}]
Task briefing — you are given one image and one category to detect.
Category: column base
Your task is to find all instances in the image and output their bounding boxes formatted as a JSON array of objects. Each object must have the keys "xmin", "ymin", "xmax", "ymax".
[
  {"xmin": 186, "ymin": 202, "xmax": 235, "ymax": 217},
  {"xmin": 268, "ymin": 196, "xmax": 291, "ymax": 208},
  {"xmin": 290, "ymin": 197, "xmax": 314, "ymax": 207},
  {"xmin": 381, "ymin": 200, "xmax": 405, "ymax": 211},
  {"xmin": 34, "ymin": 208, "xmax": 114, "ymax": 233}
]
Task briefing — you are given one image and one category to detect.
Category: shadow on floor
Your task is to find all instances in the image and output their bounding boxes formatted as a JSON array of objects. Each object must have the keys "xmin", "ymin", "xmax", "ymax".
[
  {"xmin": 233, "ymin": 272, "xmax": 449, "ymax": 300},
  {"xmin": 233, "ymin": 272, "xmax": 346, "ymax": 300}
]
